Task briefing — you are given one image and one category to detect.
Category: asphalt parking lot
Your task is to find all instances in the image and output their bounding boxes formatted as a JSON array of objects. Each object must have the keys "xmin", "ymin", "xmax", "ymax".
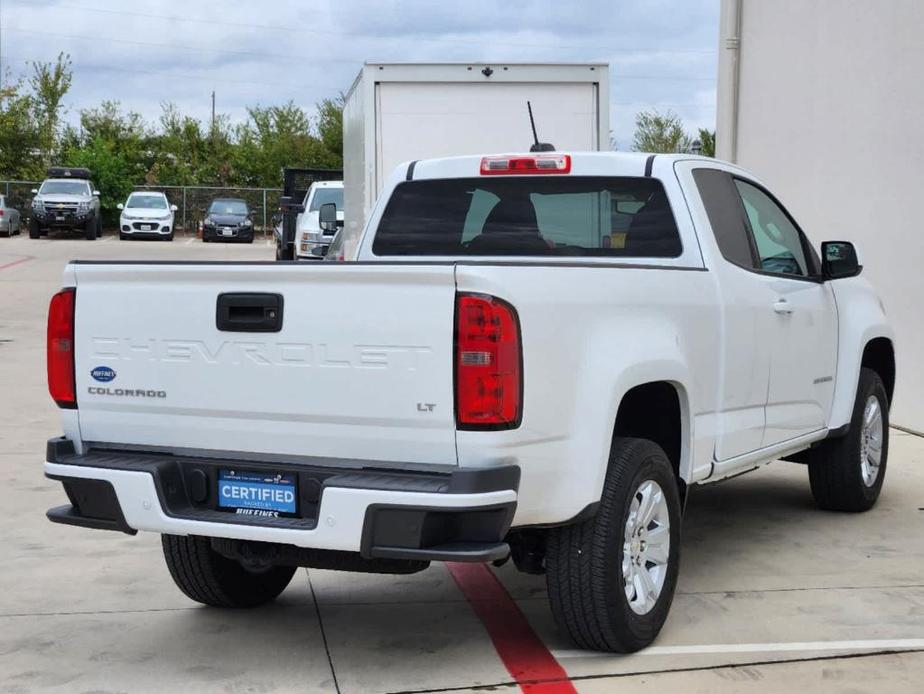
[{"xmin": 1, "ymin": 233, "xmax": 923, "ymax": 693}]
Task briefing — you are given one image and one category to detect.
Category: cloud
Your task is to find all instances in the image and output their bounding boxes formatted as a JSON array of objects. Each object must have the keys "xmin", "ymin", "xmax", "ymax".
[{"xmin": 1, "ymin": 0, "xmax": 718, "ymax": 145}]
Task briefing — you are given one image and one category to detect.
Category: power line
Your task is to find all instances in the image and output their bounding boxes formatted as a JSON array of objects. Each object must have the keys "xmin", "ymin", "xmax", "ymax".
[
  {"xmin": 5, "ymin": 26, "xmax": 717, "ymax": 83},
  {"xmin": 0, "ymin": 48, "xmax": 715, "ymax": 113},
  {"xmin": 55, "ymin": 2, "xmax": 715, "ymax": 55},
  {"xmin": 0, "ymin": 52, "xmax": 344, "ymax": 91}
]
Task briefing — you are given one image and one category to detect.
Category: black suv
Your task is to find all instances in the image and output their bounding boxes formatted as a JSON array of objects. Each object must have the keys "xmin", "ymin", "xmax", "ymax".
[{"xmin": 202, "ymin": 198, "xmax": 254, "ymax": 243}]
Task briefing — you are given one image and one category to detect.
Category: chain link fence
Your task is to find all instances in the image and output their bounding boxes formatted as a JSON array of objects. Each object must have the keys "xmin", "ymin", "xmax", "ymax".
[{"xmin": 2, "ymin": 181, "xmax": 283, "ymax": 237}]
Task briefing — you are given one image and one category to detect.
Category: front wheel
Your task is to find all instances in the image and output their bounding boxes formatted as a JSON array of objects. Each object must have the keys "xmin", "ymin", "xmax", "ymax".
[
  {"xmin": 85, "ymin": 218, "xmax": 97, "ymax": 240},
  {"xmin": 29, "ymin": 219, "xmax": 41, "ymax": 239},
  {"xmin": 808, "ymin": 368, "xmax": 889, "ymax": 511},
  {"xmin": 161, "ymin": 535, "xmax": 296, "ymax": 607},
  {"xmin": 546, "ymin": 437, "xmax": 682, "ymax": 652}
]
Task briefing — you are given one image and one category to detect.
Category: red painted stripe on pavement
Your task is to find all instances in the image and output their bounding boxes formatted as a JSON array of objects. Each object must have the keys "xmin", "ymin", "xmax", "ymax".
[
  {"xmin": 0, "ymin": 255, "xmax": 34, "ymax": 272},
  {"xmin": 447, "ymin": 562, "xmax": 577, "ymax": 694}
]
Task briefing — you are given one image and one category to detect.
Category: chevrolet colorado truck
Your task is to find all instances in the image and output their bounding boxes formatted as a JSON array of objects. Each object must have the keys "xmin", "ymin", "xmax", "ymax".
[
  {"xmin": 30, "ymin": 167, "xmax": 102, "ymax": 240},
  {"xmin": 43, "ymin": 152, "xmax": 894, "ymax": 652}
]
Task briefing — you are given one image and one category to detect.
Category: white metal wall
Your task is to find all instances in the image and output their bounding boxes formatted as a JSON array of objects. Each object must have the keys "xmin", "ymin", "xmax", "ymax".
[{"xmin": 717, "ymin": 0, "xmax": 924, "ymax": 433}]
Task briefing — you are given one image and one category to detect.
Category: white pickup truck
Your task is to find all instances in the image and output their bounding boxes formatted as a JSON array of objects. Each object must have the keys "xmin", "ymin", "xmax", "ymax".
[
  {"xmin": 44, "ymin": 152, "xmax": 894, "ymax": 652},
  {"xmin": 294, "ymin": 180, "xmax": 344, "ymax": 260}
]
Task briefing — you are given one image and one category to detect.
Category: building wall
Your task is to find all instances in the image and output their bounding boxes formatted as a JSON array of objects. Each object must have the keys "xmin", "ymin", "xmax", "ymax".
[{"xmin": 717, "ymin": 0, "xmax": 924, "ymax": 432}]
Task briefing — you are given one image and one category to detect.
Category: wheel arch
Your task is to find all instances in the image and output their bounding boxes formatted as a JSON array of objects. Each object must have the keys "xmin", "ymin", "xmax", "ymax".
[
  {"xmin": 611, "ymin": 378, "xmax": 693, "ymax": 501},
  {"xmin": 861, "ymin": 337, "xmax": 895, "ymax": 406}
]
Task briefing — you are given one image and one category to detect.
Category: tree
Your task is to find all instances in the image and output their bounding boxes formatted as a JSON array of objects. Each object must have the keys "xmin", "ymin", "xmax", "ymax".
[
  {"xmin": 65, "ymin": 136, "xmax": 134, "ymax": 213},
  {"xmin": 29, "ymin": 53, "xmax": 73, "ymax": 167},
  {"xmin": 0, "ymin": 75, "xmax": 41, "ymax": 178},
  {"xmin": 697, "ymin": 128, "xmax": 716, "ymax": 157},
  {"xmin": 632, "ymin": 110, "xmax": 691, "ymax": 154},
  {"xmin": 151, "ymin": 102, "xmax": 208, "ymax": 186},
  {"xmin": 315, "ymin": 95, "xmax": 344, "ymax": 167},
  {"xmin": 233, "ymin": 102, "xmax": 328, "ymax": 186}
]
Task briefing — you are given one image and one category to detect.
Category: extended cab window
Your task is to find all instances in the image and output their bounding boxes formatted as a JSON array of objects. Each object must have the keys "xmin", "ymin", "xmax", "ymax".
[
  {"xmin": 372, "ymin": 177, "xmax": 683, "ymax": 257},
  {"xmin": 734, "ymin": 179, "xmax": 809, "ymax": 277}
]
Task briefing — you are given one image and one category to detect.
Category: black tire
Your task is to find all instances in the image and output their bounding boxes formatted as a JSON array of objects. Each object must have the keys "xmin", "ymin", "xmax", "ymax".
[
  {"xmin": 166, "ymin": 230, "xmax": 174, "ymax": 241},
  {"xmin": 29, "ymin": 219, "xmax": 41, "ymax": 239},
  {"xmin": 808, "ymin": 368, "xmax": 889, "ymax": 512},
  {"xmin": 161, "ymin": 534, "xmax": 296, "ymax": 607},
  {"xmin": 85, "ymin": 218, "xmax": 97, "ymax": 240},
  {"xmin": 119, "ymin": 232, "xmax": 128, "ymax": 241},
  {"xmin": 546, "ymin": 437, "xmax": 682, "ymax": 652}
]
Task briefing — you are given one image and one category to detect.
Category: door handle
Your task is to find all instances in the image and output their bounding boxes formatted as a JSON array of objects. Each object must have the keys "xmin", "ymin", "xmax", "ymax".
[
  {"xmin": 216, "ymin": 293, "xmax": 284, "ymax": 332},
  {"xmin": 773, "ymin": 299, "xmax": 793, "ymax": 315}
]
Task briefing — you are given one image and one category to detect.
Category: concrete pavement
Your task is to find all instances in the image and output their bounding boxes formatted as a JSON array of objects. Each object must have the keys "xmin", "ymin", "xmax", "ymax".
[{"xmin": 1, "ymin": 233, "xmax": 922, "ymax": 693}]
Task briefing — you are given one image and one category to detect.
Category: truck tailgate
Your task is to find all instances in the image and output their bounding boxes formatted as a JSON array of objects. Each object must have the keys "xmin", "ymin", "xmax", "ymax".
[{"xmin": 71, "ymin": 263, "xmax": 457, "ymax": 467}]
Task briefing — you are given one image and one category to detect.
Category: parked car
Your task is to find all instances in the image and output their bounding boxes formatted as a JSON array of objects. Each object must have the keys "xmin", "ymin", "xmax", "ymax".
[
  {"xmin": 42, "ymin": 151, "xmax": 894, "ymax": 653},
  {"xmin": 29, "ymin": 167, "xmax": 102, "ymax": 240},
  {"xmin": 295, "ymin": 181, "xmax": 343, "ymax": 259},
  {"xmin": 117, "ymin": 191, "xmax": 178, "ymax": 241},
  {"xmin": 0, "ymin": 195, "xmax": 22, "ymax": 237},
  {"xmin": 202, "ymin": 198, "xmax": 254, "ymax": 243}
]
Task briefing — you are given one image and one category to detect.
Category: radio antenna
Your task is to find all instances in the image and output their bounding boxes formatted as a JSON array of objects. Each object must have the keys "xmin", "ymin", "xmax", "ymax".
[{"xmin": 527, "ymin": 101, "xmax": 556, "ymax": 152}]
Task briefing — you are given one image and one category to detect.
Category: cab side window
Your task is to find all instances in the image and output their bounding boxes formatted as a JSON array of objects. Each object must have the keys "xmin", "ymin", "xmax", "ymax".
[
  {"xmin": 733, "ymin": 179, "xmax": 809, "ymax": 277},
  {"xmin": 692, "ymin": 168, "xmax": 755, "ymax": 268}
]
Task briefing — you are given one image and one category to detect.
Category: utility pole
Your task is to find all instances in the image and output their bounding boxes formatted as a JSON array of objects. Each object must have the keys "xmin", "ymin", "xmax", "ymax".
[
  {"xmin": 210, "ymin": 90, "xmax": 216, "ymax": 133},
  {"xmin": 0, "ymin": 0, "xmax": 4, "ymax": 94}
]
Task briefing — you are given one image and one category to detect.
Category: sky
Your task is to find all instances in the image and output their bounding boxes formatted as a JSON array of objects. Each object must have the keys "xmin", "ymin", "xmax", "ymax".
[{"xmin": 0, "ymin": 0, "xmax": 719, "ymax": 150}]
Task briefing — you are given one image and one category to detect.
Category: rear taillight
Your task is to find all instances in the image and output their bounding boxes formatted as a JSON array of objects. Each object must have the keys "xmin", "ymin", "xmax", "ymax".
[
  {"xmin": 455, "ymin": 293, "xmax": 522, "ymax": 429},
  {"xmin": 480, "ymin": 154, "xmax": 571, "ymax": 175},
  {"xmin": 47, "ymin": 288, "xmax": 77, "ymax": 409}
]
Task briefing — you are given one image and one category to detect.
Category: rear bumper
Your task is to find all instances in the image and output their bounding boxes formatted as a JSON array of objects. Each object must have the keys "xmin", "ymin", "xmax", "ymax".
[{"xmin": 44, "ymin": 439, "xmax": 518, "ymax": 563}]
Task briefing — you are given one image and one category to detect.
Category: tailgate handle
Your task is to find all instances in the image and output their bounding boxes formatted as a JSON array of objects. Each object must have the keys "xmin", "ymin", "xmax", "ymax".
[{"xmin": 216, "ymin": 293, "xmax": 284, "ymax": 332}]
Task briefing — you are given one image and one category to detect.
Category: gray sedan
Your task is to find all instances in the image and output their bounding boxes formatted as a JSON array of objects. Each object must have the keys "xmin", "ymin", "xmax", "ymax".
[{"xmin": 0, "ymin": 195, "xmax": 22, "ymax": 237}]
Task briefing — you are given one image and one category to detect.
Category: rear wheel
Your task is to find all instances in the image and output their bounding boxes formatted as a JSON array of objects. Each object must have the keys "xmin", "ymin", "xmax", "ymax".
[
  {"xmin": 161, "ymin": 534, "xmax": 296, "ymax": 607},
  {"xmin": 808, "ymin": 368, "xmax": 889, "ymax": 511},
  {"xmin": 546, "ymin": 437, "xmax": 682, "ymax": 652}
]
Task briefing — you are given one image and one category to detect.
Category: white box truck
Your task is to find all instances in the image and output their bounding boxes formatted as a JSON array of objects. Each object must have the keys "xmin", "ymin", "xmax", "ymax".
[{"xmin": 341, "ymin": 62, "xmax": 610, "ymax": 258}]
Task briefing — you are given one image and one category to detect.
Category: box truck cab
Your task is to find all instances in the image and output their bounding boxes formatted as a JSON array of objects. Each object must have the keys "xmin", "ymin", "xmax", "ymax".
[{"xmin": 342, "ymin": 62, "xmax": 610, "ymax": 259}]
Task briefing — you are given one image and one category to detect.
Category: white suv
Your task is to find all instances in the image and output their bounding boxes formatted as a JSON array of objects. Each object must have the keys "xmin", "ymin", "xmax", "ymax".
[{"xmin": 118, "ymin": 192, "xmax": 177, "ymax": 241}]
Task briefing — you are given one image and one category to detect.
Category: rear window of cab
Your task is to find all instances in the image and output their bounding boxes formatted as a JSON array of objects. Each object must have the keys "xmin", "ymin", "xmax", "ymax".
[{"xmin": 372, "ymin": 177, "xmax": 682, "ymax": 258}]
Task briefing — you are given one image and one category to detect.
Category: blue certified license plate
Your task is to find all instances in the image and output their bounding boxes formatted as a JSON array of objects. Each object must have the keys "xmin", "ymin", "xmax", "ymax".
[{"xmin": 218, "ymin": 470, "xmax": 297, "ymax": 516}]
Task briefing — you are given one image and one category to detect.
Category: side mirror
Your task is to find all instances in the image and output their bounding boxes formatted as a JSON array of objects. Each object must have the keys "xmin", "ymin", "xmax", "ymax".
[
  {"xmin": 93, "ymin": 190, "xmax": 101, "ymax": 197},
  {"xmin": 117, "ymin": 203, "xmax": 124, "ymax": 210},
  {"xmin": 31, "ymin": 189, "xmax": 39, "ymax": 195},
  {"xmin": 319, "ymin": 202, "xmax": 338, "ymax": 233},
  {"xmin": 170, "ymin": 204, "xmax": 178, "ymax": 212},
  {"xmin": 822, "ymin": 241, "xmax": 862, "ymax": 280}
]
